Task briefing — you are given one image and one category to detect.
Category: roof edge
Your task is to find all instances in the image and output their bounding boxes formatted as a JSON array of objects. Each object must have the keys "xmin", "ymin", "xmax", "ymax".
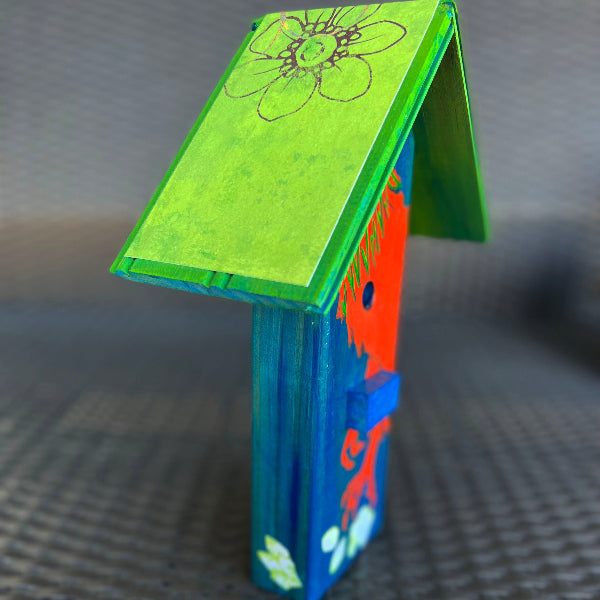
[{"xmin": 409, "ymin": 6, "xmax": 489, "ymax": 242}]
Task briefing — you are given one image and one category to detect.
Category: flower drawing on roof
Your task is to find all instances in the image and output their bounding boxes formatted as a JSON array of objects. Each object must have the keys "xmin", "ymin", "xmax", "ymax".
[{"xmin": 224, "ymin": 5, "xmax": 407, "ymax": 121}]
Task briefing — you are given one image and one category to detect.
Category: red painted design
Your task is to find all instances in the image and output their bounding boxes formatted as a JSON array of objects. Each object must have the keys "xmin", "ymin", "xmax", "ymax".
[
  {"xmin": 340, "ymin": 429, "xmax": 365, "ymax": 471},
  {"xmin": 335, "ymin": 169, "xmax": 410, "ymax": 530},
  {"xmin": 340, "ymin": 417, "xmax": 391, "ymax": 531},
  {"xmin": 337, "ymin": 169, "xmax": 410, "ymax": 377}
]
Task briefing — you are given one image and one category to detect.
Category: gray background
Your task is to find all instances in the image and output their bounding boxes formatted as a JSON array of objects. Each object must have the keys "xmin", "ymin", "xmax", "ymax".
[{"xmin": 0, "ymin": 1, "xmax": 599, "ymax": 599}]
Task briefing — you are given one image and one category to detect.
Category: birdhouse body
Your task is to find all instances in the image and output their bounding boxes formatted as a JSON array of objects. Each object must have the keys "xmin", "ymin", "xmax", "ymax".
[
  {"xmin": 252, "ymin": 136, "xmax": 413, "ymax": 599},
  {"xmin": 111, "ymin": 2, "xmax": 487, "ymax": 599}
]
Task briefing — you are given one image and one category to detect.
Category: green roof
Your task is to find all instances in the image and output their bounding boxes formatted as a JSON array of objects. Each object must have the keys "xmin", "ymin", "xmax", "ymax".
[{"xmin": 111, "ymin": 0, "xmax": 488, "ymax": 314}]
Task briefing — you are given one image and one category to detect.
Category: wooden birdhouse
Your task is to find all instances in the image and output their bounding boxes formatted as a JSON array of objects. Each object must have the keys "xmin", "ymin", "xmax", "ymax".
[{"xmin": 111, "ymin": 1, "xmax": 488, "ymax": 598}]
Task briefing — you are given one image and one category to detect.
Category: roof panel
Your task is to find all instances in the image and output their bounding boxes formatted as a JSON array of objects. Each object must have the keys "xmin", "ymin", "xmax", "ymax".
[{"xmin": 112, "ymin": 0, "xmax": 487, "ymax": 312}]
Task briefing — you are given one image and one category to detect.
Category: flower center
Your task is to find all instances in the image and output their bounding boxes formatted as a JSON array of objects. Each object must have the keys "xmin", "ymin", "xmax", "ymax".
[{"xmin": 295, "ymin": 35, "xmax": 338, "ymax": 68}]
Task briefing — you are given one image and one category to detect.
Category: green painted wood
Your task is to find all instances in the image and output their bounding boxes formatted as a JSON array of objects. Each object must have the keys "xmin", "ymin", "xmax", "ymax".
[
  {"xmin": 109, "ymin": 20, "xmax": 263, "ymax": 276},
  {"xmin": 111, "ymin": 1, "xmax": 487, "ymax": 311},
  {"xmin": 121, "ymin": 2, "xmax": 439, "ymax": 289},
  {"xmin": 118, "ymin": 130, "xmax": 414, "ymax": 314},
  {"xmin": 304, "ymin": 10, "xmax": 452, "ymax": 313},
  {"xmin": 410, "ymin": 26, "xmax": 489, "ymax": 241}
]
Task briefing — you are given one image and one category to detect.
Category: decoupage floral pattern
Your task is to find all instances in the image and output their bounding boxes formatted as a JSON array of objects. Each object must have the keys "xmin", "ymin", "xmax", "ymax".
[{"xmin": 225, "ymin": 5, "xmax": 407, "ymax": 121}]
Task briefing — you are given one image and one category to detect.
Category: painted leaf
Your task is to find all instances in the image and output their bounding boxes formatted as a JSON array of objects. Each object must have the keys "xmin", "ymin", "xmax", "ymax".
[
  {"xmin": 349, "ymin": 504, "xmax": 376, "ymax": 553},
  {"xmin": 329, "ymin": 537, "xmax": 347, "ymax": 574},
  {"xmin": 321, "ymin": 526, "xmax": 340, "ymax": 552}
]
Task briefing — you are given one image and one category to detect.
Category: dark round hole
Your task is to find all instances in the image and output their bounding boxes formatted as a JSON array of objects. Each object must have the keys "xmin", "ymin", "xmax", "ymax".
[{"xmin": 362, "ymin": 281, "xmax": 374, "ymax": 310}]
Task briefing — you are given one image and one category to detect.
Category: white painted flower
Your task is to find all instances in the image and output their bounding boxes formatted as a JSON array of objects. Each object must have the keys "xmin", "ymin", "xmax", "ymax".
[
  {"xmin": 347, "ymin": 505, "xmax": 376, "ymax": 558},
  {"xmin": 321, "ymin": 526, "xmax": 340, "ymax": 552},
  {"xmin": 321, "ymin": 525, "xmax": 347, "ymax": 574},
  {"xmin": 329, "ymin": 536, "xmax": 347, "ymax": 574},
  {"xmin": 321, "ymin": 507, "xmax": 377, "ymax": 575},
  {"xmin": 257, "ymin": 535, "xmax": 303, "ymax": 591}
]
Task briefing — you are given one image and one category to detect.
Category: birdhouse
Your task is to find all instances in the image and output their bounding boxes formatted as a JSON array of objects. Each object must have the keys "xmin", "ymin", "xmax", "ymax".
[{"xmin": 111, "ymin": 1, "xmax": 488, "ymax": 599}]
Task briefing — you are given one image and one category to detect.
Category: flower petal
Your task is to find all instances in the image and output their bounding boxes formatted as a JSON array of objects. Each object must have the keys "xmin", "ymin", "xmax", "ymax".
[
  {"xmin": 347, "ymin": 532, "xmax": 359, "ymax": 559},
  {"xmin": 305, "ymin": 8, "xmax": 336, "ymax": 31},
  {"xmin": 319, "ymin": 56, "xmax": 371, "ymax": 102},
  {"xmin": 321, "ymin": 526, "xmax": 340, "ymax": 553},
  {"xmin": 333, "ymin": 5, "xmax": 381, "ymax": 29},
  {"xmin": 225, "ymin": 58, "xmax": 284, "ymax": 98},
  {"xmin": 258, "ymin": 71, "xmax": 317, "ymax": 121},
  {"xmin": 349, "ymin": 505, "xmax": 376, "ymax": 549},
  {"xmin": 250, "ymin": 16, "xmax": 304, "ymax": 57},
  {"xmin": 350, "ymin": 20, "xmax": 407, "ymax": 56},
  {"xmin": 329, "ymin": 537, "xmax": 347, "ymax": 574}
]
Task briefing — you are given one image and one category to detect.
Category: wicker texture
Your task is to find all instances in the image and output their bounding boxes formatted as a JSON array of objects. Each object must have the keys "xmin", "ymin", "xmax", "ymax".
[{"xmin": 1, "ymin": 308, "xmax": 599, "ymax": 599}]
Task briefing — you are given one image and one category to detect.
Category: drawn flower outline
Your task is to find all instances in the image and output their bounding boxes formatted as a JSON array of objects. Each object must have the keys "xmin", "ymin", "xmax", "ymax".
[{"xmin": 225, "ymin": 5, "xmax": 407, "ymax": 121}]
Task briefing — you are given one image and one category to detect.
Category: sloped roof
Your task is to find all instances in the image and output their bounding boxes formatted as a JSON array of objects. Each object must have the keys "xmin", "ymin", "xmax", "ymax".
[{"xmin": 111, "ymin": 0, "xmax": 488, "ymax": 314}]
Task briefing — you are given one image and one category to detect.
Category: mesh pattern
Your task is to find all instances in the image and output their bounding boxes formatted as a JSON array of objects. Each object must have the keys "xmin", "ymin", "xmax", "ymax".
[{"xmin": 1, "ymin": 307, "xmax": 599, "ymax": 599}]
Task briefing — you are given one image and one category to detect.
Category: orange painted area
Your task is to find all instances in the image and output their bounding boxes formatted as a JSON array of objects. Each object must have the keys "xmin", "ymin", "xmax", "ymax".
[
  {"xmin": 337, "ymin": 170, "xmax": 410, "ymax": 529},
  {"xmin": 337, "ymin": 169, "xmax": 410, "ymax": 377}
]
